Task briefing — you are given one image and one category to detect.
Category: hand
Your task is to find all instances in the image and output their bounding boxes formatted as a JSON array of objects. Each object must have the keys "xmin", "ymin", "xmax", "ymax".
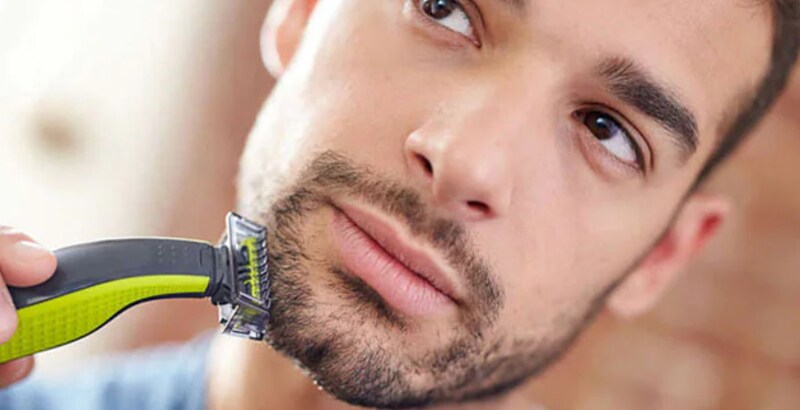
[{"xmin": 0, "ymin": 227, "xmax": 57, "ymax": 387}]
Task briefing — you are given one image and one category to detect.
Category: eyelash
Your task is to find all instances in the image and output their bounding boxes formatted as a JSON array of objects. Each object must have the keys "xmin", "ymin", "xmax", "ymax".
[
  {"xmin": 573, "ymin": 108, "xmax": 649, "ymax": 175},
  {"xmin": 409, "ymin": 0, "xmax": 483, "ymax": 48}
]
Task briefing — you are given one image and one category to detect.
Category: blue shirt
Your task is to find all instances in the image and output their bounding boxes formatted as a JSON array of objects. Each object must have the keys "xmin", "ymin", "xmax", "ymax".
[
  {"xmin": 0, "ymin": 338, "xmax": 550, "ymax": 410},
  {"xmin": 0, "ymin": 337, "xmax": 211, "ymax": 410}
]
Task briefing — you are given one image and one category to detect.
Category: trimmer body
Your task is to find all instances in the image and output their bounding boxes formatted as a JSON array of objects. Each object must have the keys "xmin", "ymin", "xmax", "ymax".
[{"xmin": 0, "ymin": 213, "xmax": 270, "ymax": 364}]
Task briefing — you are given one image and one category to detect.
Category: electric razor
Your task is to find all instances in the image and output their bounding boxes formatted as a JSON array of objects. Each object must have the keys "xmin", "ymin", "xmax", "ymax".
[{"xmin": 0, "ymin": 212, "xmax": 270, "ymax": 364}]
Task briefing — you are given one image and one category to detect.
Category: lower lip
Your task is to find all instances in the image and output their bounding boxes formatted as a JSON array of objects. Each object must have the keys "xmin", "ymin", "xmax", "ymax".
[{"xmin": 329, "ymin": 209, "xmax": 454, "ymax": 317}]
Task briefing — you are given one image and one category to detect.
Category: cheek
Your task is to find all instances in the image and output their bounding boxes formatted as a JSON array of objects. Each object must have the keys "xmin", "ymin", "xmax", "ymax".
[
  {"xmin": 258, "ymin": 1, "xmax": 463, "ymax": 176},
  {"xmin": 469, "ymin": 198, "xmax": 592, "ymax": 334},
  {"xmin": 478, "ymin": 185, "xmax": 663, "ymax": 334}
]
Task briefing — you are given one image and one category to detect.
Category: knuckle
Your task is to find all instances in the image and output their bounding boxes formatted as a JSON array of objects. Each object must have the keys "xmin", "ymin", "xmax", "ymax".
[{"xmin": 0, "ymin": 227, "xmax": 28, "ymax": 243}]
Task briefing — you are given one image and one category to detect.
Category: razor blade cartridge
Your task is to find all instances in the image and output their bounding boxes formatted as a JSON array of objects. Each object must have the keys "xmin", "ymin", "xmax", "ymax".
[{"xmin": 216, "ymin": 212, "xmax": 271, "ymax": 341}]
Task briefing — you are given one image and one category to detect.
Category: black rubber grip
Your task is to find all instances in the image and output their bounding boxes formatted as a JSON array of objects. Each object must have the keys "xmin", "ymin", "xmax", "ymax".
[{"xmin": 9, "ymin": 239, "xmax": 217, "ymax": 309}]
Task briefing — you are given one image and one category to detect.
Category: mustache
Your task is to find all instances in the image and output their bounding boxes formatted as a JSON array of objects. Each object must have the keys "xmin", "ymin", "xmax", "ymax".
[{"xmin": 263, "ymin": 150, "xmax": 505, "ymax": 326}]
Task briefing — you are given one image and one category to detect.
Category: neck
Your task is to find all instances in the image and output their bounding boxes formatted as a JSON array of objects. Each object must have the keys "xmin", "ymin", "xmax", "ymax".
[{"xmin": 206, "ymin": 335, "xmax": 531, "ymax": 410}]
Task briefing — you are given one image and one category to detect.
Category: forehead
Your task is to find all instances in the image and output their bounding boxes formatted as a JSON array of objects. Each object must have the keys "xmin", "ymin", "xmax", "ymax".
[{"xmin": 512, "ymin": 0, "xmax": 773, "ymax": 151}]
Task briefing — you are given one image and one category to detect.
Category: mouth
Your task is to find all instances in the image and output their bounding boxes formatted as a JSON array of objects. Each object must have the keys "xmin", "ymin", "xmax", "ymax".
[{"xmin": 328, "ymin": 200, "xmax": 463, "ymax": 317}]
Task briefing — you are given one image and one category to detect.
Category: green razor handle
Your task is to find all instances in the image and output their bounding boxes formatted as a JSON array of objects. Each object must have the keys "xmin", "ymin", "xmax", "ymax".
[{"xmin": 0, "ymin": 213, "xmax": 271, "ymax": 364}]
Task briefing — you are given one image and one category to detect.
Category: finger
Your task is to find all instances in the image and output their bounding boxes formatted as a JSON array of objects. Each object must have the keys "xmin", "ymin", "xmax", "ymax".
[
  {"xmin": 0, "ymin": 227, "xmax": 57, "ymax": 287},
  {"xmin": 0, "ymin": 273, "xmax": 18, "ymax": 344},
  {"xmin": 0, "ymin": 357, "xmax": 34, "ymax": 388}
]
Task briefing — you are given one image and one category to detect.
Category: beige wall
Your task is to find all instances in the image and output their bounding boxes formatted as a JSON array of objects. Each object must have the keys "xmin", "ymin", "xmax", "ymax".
[{"xmin": 0, "ymin": 0, "xmax": 272, "ymax": 373}]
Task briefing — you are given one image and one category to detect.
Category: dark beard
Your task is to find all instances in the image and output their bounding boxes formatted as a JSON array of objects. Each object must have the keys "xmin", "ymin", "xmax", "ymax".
[{"xmin": 245, "ymin": 151, "xmax": 611, "ymax": 409}]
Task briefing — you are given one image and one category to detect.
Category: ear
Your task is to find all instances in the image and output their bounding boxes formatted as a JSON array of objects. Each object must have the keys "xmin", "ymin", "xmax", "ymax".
[
  {"xmin": 260, "ymin": 0, "xmax": 317, "ymax": 78},
  {"xmin": 607, "ymin": 193, "xmax": 731, "ymax": 319}
]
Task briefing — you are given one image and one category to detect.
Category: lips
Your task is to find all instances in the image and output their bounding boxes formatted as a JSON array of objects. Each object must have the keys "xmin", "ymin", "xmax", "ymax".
[{"xmin": 329, "ymin": 201, "xmax": 462, "ymax": 317}]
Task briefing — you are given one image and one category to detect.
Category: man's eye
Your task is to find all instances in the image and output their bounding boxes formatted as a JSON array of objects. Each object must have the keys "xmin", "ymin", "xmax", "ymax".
[
  {"xmin": 419, "ymin": 0, "xmax": 475, "ymax": 39},
  {"xmin": 580, "ymin": 111, "xmax": 643, "ymax": 168}
]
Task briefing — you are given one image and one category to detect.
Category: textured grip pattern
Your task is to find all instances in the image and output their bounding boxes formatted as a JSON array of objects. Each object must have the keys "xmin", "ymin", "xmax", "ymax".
[{"xmin": 0, "ymin": 275, "xmax": 210, "ymax": 364}]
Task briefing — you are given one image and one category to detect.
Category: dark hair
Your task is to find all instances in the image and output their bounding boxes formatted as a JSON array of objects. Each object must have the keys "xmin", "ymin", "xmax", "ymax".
[{"xmin": 698, "ymin": 0, "xmax": 800, "ymax": 183}]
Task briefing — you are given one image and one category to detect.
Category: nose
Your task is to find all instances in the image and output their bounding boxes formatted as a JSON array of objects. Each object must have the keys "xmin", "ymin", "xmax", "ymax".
[{"xmin": 405, "ymin": 118, "xmax": 513, "ymax": 221}]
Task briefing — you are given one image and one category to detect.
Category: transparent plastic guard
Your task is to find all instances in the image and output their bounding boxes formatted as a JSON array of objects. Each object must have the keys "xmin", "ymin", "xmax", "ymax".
[{"xmin": 218, "ymin": 213, "xmax": 271, "ymax": 341}]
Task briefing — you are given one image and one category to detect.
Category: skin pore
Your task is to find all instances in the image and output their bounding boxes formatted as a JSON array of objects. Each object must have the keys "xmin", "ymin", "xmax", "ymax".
[{"xmin": 208, "ymin": 0, "xmax": 773, "ymax": 409}]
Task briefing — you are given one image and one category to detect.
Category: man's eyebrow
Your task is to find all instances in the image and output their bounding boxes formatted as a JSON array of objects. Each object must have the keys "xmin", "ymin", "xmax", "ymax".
[{"xmin": 595, "ymin": 57, "xmax": 699, "ymax": 162}]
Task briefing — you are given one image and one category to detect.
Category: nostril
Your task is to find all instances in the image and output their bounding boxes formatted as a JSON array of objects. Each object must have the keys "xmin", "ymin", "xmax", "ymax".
[
  {"xmin": 466, "ymin": 200, "xmax": 490, "ymax": 215},
  {"xmin": 416, "ymin": 154, "xmax": 434, "ymax": 176}
]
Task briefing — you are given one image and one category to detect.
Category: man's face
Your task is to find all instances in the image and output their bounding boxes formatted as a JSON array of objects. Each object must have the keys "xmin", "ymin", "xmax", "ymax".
[{"xmin": 238, "ymin": 0, "xmax": 770, "ymax": 407}]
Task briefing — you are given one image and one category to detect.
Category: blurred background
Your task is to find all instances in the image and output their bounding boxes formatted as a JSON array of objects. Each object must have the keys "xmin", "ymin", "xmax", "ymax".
[{"xmin": 0, "ymin": 1, "xmax": 798, "ymax": 409}]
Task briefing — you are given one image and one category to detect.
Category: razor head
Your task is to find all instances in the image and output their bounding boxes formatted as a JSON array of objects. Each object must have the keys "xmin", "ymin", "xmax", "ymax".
[{"xmin": 218, "ymin": 212, "xmax": 271, "ymax": 341}]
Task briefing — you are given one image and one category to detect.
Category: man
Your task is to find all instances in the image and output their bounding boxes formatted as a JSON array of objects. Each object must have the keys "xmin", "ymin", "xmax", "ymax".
[{"xmin": 0, "ymin": 0, "xmax": 798, "ymax": 409}]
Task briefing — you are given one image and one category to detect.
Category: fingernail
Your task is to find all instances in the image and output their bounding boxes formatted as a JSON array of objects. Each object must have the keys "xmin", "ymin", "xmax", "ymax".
[
  {"xmin": 0, "ymin": 289, "xmax": 17, "ymax": 343},
  {"xmin": 11, "ymin": 241, "xmax": 51, "ymax": 261},
  {"xmin": 0, "ymin": 287, "xmax": 14, "ymax": 308}
]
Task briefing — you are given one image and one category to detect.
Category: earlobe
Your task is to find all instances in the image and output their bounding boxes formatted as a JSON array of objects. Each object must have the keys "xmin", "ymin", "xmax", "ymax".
[
  {"xmin": 607, "ymin": 193, "xmax": 731, "ymax": 319},
  {"xmin": 260, "ymin": 0, "xmax": 317, "ymax": 78},
  {"xmin": 606, "ymin": 232, "xmax": 678, "ymax": 319}
]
